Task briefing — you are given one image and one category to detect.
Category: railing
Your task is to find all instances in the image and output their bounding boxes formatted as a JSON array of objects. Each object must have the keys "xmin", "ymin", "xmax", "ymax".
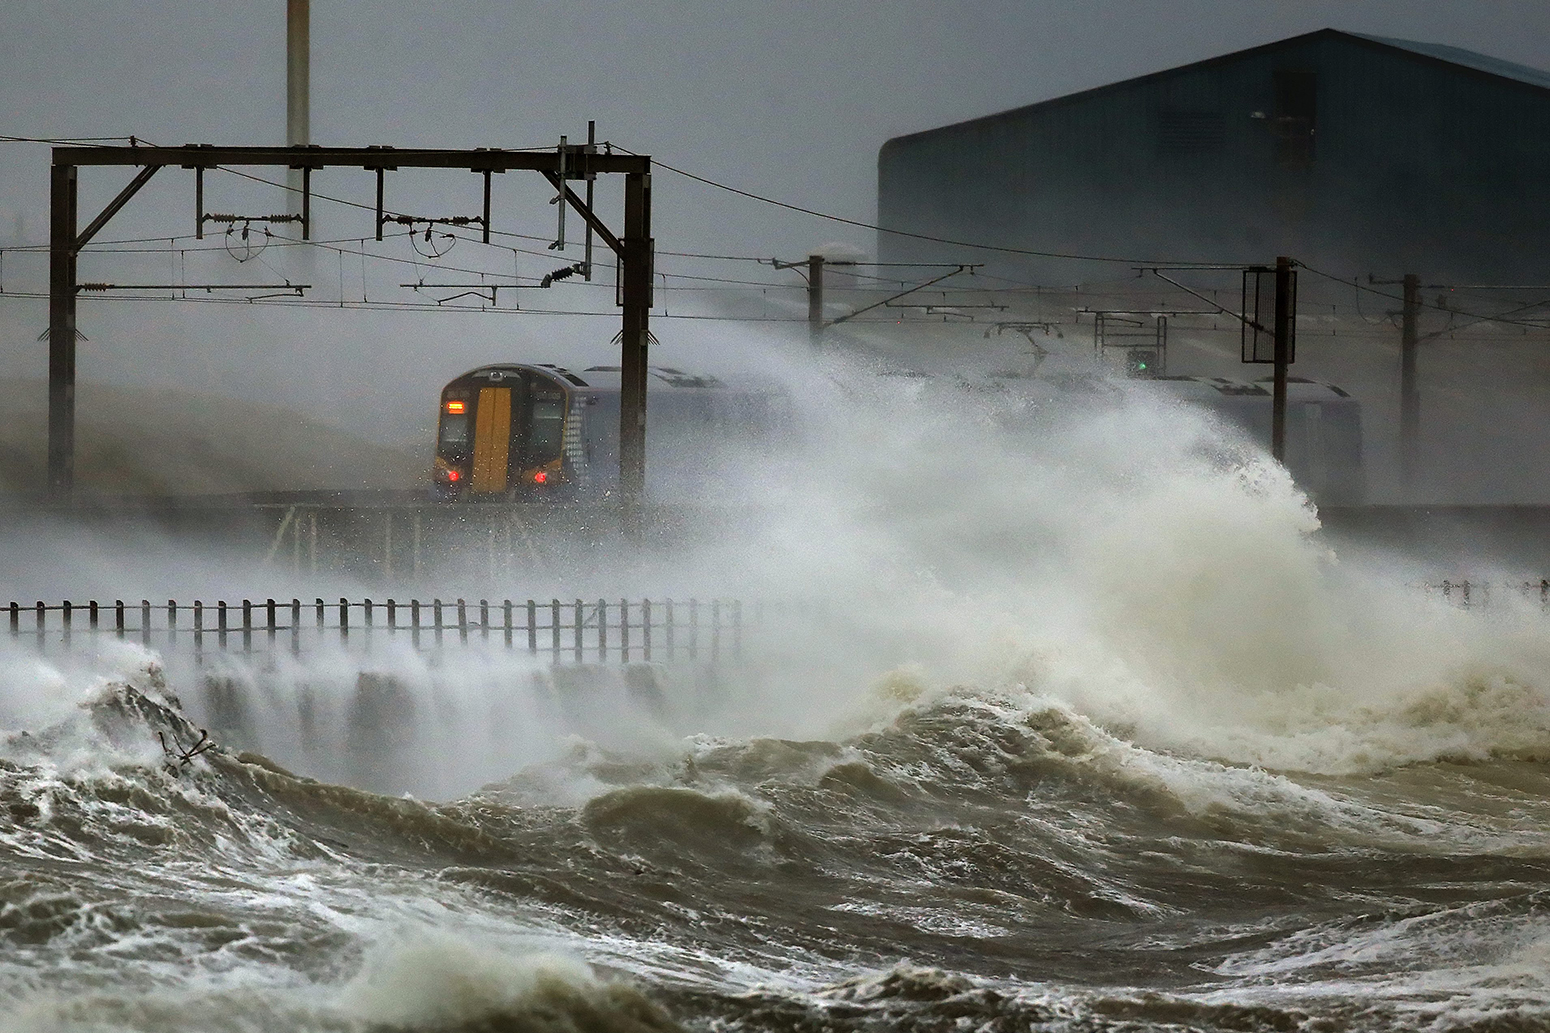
[
  {"xmin": 5, "ymin": 597, "xmax": 744, "ymax": 665},
  {"xmin": 1420, "ymin": 579, "xmax": 1550, "ymax": 608}
]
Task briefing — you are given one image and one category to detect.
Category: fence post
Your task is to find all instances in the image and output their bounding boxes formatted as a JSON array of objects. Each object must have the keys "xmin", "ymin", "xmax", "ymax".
[
  {"xmin": 481, "ymin": 599, "xmax": 490, "ymax": 642},
  {"xmin": 34, "ymin": 601, "xmax": 45, "ymax": 650},
  {"xmin": 526, "ymin": 599, "xmax": 537, "ymax": 655},
  {"xmin": 387, "ymin": 598, "xmax": 397, "ymax": 635},
  {"xmin": 339, "ymin": 597, "xmax": 349, "ymax": 646},
  {"xmin": 291, "ymin": 598, "xmax": 301, "ymax": 657},
  {"xmin": 364, "ymin": 598, "xmax": 373, "ymax": 650},
  {"xmin": 689, "ymin": 598, "xmax": 699, "ymax": 661},
  {"xmin": 665, "ymin": 599, "xmax": 674, "ymax": 661},
  {"xmin": 115, "ymin": 600, "xmax": 125, "ymax": 639},
  {"xmin": 732, "ymin": 600, "xmax": 742, "ymax": 661},
  {"xmin": 642, "ymin": 599, "xmax": 652, "ymax": 662},
  {"xmin": 164, "ymin": 600, "xmax": 173, "ymax": 647},
  {"xmin": 551, "ymin": 599, "xmax": 560, "ymax": 663},
  {"xmin": 193, "ymin": 601, "xmax": 204, "ymax": 662},
  {"xmin": 457, "ymin": 599, "xmax": 468, "ymax": 645},
  {"xmin": 574, "ymin": 599, "xmax": 583, "ymax": 664},
  {"xmin": 242, "ymin": 599, "xmax": 252, "ymax": 653},
  {"xmin": 61, "ymin": 601, "xmax": 71, "ymax": 648},
  {"xmin": 217, "ymin": 601, "xmax": 228, "ymax": 652},
  {"xmin": 711, "ymin": 600, "xmax": 721, "ymax": 663},
  {"xmin": 434, "ymin": 599, "xmax": 444, "ymax": 646},
  {"xmin": 503, "ymin": 599, "xmax": 513, "ymax": 649},
  {"xmin": 8, "ymin": 602, "xmax": 17, "ymax": 640},
  {"xmin": 598, "ymin": 599, "xmax": 608, "ymax": 662},
  {"xmin": 267, "ymin": 599, "xmax": 277, "ymax": 646},
  {"xmin": 89, "ymin": 601, "xmax": 98, "ymax": 637},
  {"xmin": 315, "ymin": 599, "xmax": 325, "ymax": 640},
  {"xmin": 411, "ymin": 599, "xmax": 422, "ymax": 650},
  {"xmin": 619, "ymin": 598, "xmax": 628, "ymax": 662}
]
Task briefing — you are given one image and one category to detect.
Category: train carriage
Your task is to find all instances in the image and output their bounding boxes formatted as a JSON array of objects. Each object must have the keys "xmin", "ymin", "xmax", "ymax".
[
  {"xmin": 1143, "ymin": 375, "xmax": 1366, "ymax": 504},
  {"xmin": 432, "ymin": 362, "xmax": 786, "ymax": 501}
]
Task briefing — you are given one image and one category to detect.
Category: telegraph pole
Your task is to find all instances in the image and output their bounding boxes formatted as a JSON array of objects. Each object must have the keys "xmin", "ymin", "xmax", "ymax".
[
  {"xmin": 619, "ymin": 169, "xmax": 652, "ymax": 535},
  {"xmin": 47, "ymin": 164, "xmax": 78, "ymax": 498},
  {"xmin": 774, "ymin": 253, "xmax": 848, "ymax": 347},
  {"xmin": 807, "ymin": 254, "xmax": 825, "ymax": 348},
  {"xmin": 1271, "ymin": 255, "xmax": 1294, "ymax": 463},
  {"xmin": 1399, "ymin": 272, "xmax": 1420, "ymax": 491}
]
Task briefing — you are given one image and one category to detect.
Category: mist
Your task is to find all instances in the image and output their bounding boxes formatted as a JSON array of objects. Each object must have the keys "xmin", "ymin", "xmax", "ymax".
[
  {"xmin": 5, "ymin": 7, "xmax": 1550, "ymax": 1031},
  {"xmin": 3, "ymin": 0, "xmax": 1550, "ymax": 461}
]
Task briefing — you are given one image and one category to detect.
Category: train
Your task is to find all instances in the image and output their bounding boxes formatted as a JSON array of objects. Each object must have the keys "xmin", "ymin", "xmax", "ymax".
[
  {"xmin": 1144, "ymin": 376, "xmax": 1366, "ymax": 504},
  {"xmin": 431, "ymin": 362, "xmax": 788, "ymax": 501},
  {"xmin": 982, "ymin": 370, "xmax": 1366, "ymax": 504},
  {"xmin": 433, "ymin": 362, "xmax": 1363, "ymax": 506}
]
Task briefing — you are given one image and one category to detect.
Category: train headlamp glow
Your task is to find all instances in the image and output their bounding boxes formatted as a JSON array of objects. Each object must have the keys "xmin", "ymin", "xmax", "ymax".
[
  {"xmin": 533, "ymin": 470, "xmax": 548, "ymax": 484},
  {"xmin": 445, "ymin": 400, "xmax": 466, "ymax": 414},
  {"xmin": 447, "ymin": 470, "xmax": 461, "ymax": 482}
]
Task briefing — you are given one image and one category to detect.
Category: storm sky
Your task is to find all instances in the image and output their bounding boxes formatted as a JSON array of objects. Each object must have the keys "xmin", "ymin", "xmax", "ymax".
[
  {"xmin": 0, "ymin": 1, "xmax": 1547, "ymax": 447},
  {"xmin": 2, "ymin": 1, "xmax": 1548, "ymax": 257}
]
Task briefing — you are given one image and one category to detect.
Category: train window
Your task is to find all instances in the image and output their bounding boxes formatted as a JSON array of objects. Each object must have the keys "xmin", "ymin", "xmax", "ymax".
[
  {"xmin": 439, "ymin": 414, "xmax": 470, "ymax": 449},
  {"xmin": 529, "ymin": 393, "xmax": 565, "ymax": 457}
]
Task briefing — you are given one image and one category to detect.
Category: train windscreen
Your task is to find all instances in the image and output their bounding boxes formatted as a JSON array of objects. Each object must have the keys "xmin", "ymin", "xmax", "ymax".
[{"xmin": 438, "ymin": 414, "xmax": 470, "ymax": 449}]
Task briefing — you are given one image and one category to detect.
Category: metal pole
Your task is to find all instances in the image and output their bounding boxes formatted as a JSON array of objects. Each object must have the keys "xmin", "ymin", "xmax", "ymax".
[
  {"xmin": 619, "ymin": 167, "xmax": 652, "ymax": 536},
  {"xmin": 48, "ymin": 162, "xmax": 78, "ymax": 498},
  {"xmin": 808, "ymin": 254, "xmax": 825, "ymax": 348},
  {"xmin": 287, "ymin": 0, "xmax": 310, "ymax": 146},
  {"xmin": 286, "ymin": 0, "xmax": 310, "ymax": 199},
  {"xmin": 584, "ymin": 120, "xmax": 596, "ymax": 279},
  {"xmin": 1271, "ymin": 256, "xmax": 1293, "ymax": 463},
  {"xmin": 286, "ymin": 0, "xmax": 310, "ymax": 212},
  {"xmin": 1400, "ymin": 272, "xmax": 1420, "ymax": 493}
]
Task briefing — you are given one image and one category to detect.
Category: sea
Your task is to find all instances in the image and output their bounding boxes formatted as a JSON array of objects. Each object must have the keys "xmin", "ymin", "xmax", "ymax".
[{"xmin": 3, "ymin": 359, "xmax": 1549, "ymax": 1032}]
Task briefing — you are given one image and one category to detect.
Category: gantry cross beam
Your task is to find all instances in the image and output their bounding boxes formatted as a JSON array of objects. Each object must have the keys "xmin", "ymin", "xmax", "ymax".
[{"xmin": 48, "ymin": 144, "xmax": 653, "ymax": 522}]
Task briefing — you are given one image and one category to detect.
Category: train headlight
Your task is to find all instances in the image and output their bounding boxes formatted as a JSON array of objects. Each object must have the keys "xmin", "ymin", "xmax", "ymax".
[{"xmin": 533, "ymin": 470, "xmax": 548, "ymax": 485}]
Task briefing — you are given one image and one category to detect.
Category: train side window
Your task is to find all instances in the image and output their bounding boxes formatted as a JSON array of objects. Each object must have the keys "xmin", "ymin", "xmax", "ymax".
[{"xmin": 529, "ymin": 391, "xmax": 566, "ymax": 457}]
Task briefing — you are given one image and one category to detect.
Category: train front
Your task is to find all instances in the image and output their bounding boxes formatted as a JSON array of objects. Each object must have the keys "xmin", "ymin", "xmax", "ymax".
[{"xmin": 432, "ymin": 365, "xmax": 572, "ymax": 500}]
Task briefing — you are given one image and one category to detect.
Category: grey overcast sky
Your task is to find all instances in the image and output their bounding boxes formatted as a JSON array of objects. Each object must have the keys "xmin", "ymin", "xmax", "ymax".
[
  {"xmin": 3, "ymin": 1, "xmax": 1549, "ymax": 258},
  {"xmin": 1, "ymin": 0, "xmax": 1547, "ymax": 441}
]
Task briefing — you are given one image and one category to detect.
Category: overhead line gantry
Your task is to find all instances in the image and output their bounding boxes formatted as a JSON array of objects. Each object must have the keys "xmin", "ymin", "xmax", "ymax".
[{"xmin": 47, "ymin": 142, "xmax": 654, "ymax": 529}]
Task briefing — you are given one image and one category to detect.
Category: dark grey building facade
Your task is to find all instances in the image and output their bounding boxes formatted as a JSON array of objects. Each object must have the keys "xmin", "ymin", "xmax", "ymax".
[{"xmin": 877, "ymin": 30, "xmax": 1550, "ymax": 284}]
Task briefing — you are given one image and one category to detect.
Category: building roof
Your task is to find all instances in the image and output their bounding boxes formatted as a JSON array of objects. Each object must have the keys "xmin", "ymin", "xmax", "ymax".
[
  {"xmin": 884, "ymin": 29, "xmax": 1550, "ymax": 148},
  {"xmin": 1351, "ymin": 32, "xmax": 1550, "ymax": 92}
]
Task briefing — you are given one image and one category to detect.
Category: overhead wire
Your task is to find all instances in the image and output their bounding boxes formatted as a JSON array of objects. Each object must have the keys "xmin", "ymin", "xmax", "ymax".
[
  {"xmin": 18, "ymin": 138, "xmax": 1550, "ymax": 325},
  {"xmin": 613, "ymin": 145, "xmax": 1239, "ymax": 267},
  {"xmin": 1299, "ymin": 263, "xmax": 1550, "ymax": 331},
  {"xmin": 0, "ymin": 287, "xmax": 825, "ymax": 321}
]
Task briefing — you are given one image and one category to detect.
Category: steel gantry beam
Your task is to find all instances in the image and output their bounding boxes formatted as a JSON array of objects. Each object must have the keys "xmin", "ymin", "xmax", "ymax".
[{"xmin": 47, "ymin": 143, "xmax": 653, "ymax": 527}]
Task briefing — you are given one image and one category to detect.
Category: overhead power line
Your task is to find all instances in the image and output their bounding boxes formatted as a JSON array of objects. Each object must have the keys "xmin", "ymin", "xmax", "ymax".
[
  {"xmin": 1299, "ymin": 263, "xmax": 1550, "ymax": 331},
  {"xmin": 616, "ymin": 146, "xmax": 1234, "ymax": 267}
]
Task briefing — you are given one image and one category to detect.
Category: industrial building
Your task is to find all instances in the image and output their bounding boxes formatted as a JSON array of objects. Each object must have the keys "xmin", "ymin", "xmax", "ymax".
[{"xmin": 877, "ymin": 29, "xmax": 1550, "ymax": 284}]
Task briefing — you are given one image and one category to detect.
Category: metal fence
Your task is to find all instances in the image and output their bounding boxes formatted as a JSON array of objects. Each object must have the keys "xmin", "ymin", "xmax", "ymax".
[
  {"xmin": 1421, "ymin": 580, "xmax": 1550, "ymax": 608},
  {"xmin": 6, "ymin": 597, "xmax": 744, "ymax": 665}
]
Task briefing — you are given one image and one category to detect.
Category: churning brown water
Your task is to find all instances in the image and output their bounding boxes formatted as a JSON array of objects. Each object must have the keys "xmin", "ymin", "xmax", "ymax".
[{"xmin": 4, "ymin": 360, "xmax": 1550, "ymax": 1031}]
